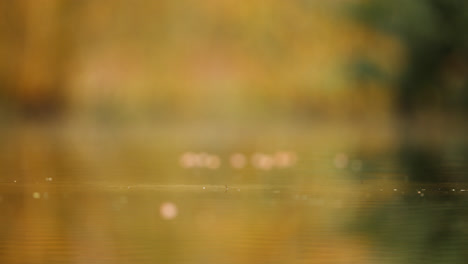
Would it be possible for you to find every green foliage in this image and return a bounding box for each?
[351,0,468,115]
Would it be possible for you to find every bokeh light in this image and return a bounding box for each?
[160,202,178,220]
[230,153,247,169]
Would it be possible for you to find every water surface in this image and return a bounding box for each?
[1,123,467,263]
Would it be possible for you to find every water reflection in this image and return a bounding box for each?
[1,123,468,263]
[352,190,468,264]
[1,182,467,264]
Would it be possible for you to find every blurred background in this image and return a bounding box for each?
[1,0,401,121]
[1,0,467,183]
[1,1,468,263]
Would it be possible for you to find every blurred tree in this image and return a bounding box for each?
[351,0,468,182]
[0,0,80,119]
[352,0,468,117]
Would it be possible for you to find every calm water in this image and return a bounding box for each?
[1,183,467,264]
[1,123,467,264]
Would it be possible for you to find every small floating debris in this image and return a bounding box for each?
[32,192,41,199]
[393,189,398,192]
[202,186,205,190]
[45,177,53,182]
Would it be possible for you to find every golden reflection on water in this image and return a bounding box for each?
[2,181,467,264]
[0,183,372,264]
[1,123,467,264]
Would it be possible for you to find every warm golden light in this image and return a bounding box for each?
[230,153,247,169]
[160,202,178,220]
